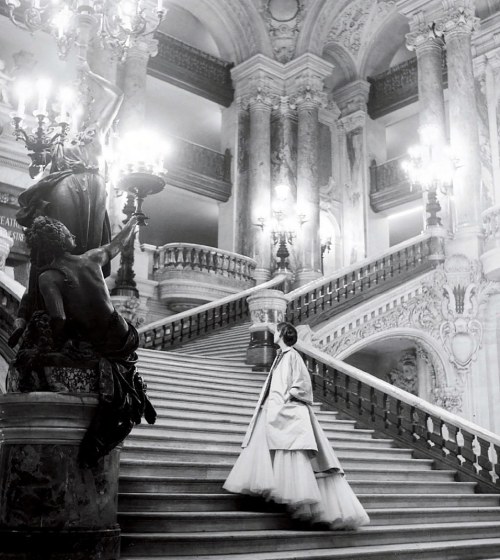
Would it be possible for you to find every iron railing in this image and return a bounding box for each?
[285,233,438,326]
[296,340,500,493]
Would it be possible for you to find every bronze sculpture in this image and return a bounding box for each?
[9,214,156,466]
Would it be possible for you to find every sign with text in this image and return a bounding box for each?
[0,182,28,257]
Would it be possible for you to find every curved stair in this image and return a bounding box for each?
[119,338,500,559]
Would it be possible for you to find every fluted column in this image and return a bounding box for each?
[247,93,273,282]
[437,2,481,239]
[294,91,323,284]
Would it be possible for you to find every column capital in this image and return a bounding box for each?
[239,87,277,112]
[435,1,480,38]
[339,109,366,133]
[406,18,445,52]
[334,79,370,116]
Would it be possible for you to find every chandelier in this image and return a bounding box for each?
[10,78,75,177]
[401,124,458,227]
[4,0,167,58]
[401,124,456,195]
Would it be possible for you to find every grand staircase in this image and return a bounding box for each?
[118,328,500,559]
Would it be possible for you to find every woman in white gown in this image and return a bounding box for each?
[223,322,369,529]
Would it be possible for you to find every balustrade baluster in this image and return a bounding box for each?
[383,394,389,430]
[494,445,500,486]
[356,380,363,417]
[477,437,494,481]
[460,430,477,473]
[396,400,404,436]
[332,368,339,403]
[341,375,349,409]
[312,289,318,315]
[370,387,376,423]
[442,423,460,467]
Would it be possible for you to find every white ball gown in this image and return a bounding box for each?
[223,346,370,529]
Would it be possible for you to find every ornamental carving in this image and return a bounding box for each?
[435,2,480,37]
[439,255,487,376]
[327,0,395,58]
[387,351,418,395]
[174,139,230,183]
[260,0,306,63]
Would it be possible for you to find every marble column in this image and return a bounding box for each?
[294,91,322,285]
[437,2,481,248]
[119,36,158,132]
[407,24,447,140]
[246,92,274,283]
[335,80,371,267]
[407,20,451,231]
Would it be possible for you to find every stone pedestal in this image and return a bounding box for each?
[0,393,120,559]
[246,289,287,370]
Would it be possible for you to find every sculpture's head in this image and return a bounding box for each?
[26,216,76,261]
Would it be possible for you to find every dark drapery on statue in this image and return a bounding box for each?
[16,132,112,276]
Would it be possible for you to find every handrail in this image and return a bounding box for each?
[294,338,500,492]
[285,233,437,325]
[138,274,287,349]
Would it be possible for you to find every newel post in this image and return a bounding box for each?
[246,289,287,370]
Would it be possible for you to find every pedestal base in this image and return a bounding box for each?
[0,393,121,560]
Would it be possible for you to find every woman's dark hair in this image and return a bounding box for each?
[277,322,298,347]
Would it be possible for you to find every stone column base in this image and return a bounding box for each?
[0,393,121,560]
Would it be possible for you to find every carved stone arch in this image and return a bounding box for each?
[295,0,352,57]
[359,11,410,79]
[163,0,273,62]
[335,327,453,390]
[322,42,358,91]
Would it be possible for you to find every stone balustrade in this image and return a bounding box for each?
[369,156,420,212]
[480,205,500,280]
[153,243,257,313]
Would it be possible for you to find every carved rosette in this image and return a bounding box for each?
[247,289,287,330]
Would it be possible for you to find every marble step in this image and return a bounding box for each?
[128,420,390,442]
[118,537,500,560]
[119,507,500,533]
[145,378,262,397]
[118,492,500,513]
[122,438,416,461]
[118,459,453,481]
[141,368,264,388]
[119,476,478,496]
[120,522,500,556]
[129,422,394,448]
[147,393,324,413]
[139,357,260,377]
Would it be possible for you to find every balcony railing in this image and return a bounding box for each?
[154,243,256,284]
[368,56,447,119]
[370,156,421,212]
[285,233,439,326]
[297,340,500,493]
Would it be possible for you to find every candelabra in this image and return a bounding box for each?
[4,0,167,59]
[401,124,457,228]
[109,129,168,296]
[10,80,74,178]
